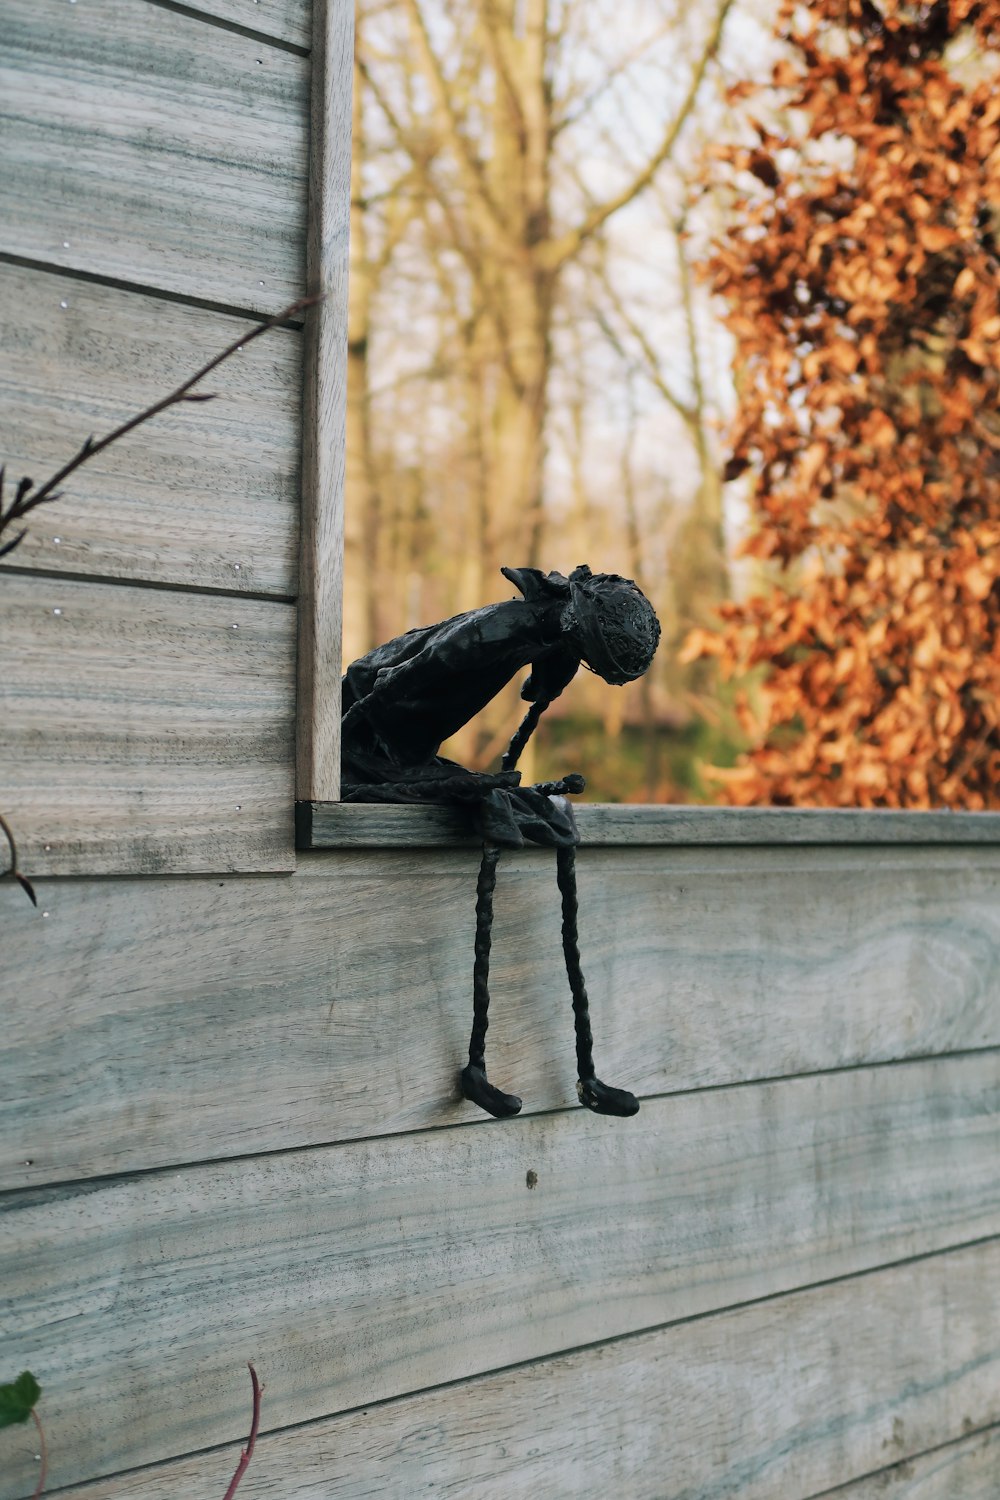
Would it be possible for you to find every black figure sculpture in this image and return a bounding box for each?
[341,564,661,1121]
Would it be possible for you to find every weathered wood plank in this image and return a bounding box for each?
[0,265,300,594]
[296,0,353,801]
[4,845,1000,1186]
[0,0,307,313]
[820,1427,1000,1498]
[2,1063,999,1496]
[45,1245,1000,1500]
[182,0,312,49]
[306,800,1000,847]
[0,574,295,874]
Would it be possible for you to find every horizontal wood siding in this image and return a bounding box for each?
[0,0,318,875]
[0,264,301,594]
[3,845,999,1186]
[1,0,308,313]
[46,1243,1000,1500]
[2,1054,999,1494]
[188,0,312,48]
[0,574,296,872]
[831,1427,1000,1498]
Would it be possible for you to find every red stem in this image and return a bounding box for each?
[31,1408,47,1500]
[221,1363,263,1500]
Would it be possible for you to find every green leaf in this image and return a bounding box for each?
[0,1372,41,1428]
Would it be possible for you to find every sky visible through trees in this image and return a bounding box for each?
[346,0,1000,807]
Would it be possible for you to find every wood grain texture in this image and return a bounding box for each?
[0,265,301,594]
[179,0,312,49]
[0,0,307,312]
[2,1065,1000,1497]
[306,800,1000,846]
[296,0,353,800]
[0,574,295,874]
[46,1243,1000,1500]
[821,1427,1000,1498]
[4,845,1000,1186]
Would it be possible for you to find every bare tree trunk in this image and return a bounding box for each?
[669,220,727,698]
[479,0,553,567]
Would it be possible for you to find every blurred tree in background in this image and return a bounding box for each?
[346,0,747,799]
[687,0,1000,807]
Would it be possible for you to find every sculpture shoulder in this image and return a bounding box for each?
[343,598,549,689]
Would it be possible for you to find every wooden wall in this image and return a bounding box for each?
[3,4,1000,1500]
[4,842,1000,1497]
[0,0,311,875]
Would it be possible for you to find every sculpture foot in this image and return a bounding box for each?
[461,1064,522,1119]
[577,1076,640,1117]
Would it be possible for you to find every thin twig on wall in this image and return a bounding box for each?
[1,291,323,903]
[0,813,36,907]
[0,292,321,558]
[30,1408,47,1500]
[221,1364,264,1500]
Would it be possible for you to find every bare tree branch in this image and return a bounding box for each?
[1,814,37,907]
[673,213,712,448]
[360,56,528,399]
[539,0,735,271]
[598,288,699,430]
[30,1408,47,1500]
[397,0,516,254]
[552,14,680,138]
[477,0,522,125]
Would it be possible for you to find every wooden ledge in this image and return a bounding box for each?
[297,801,1000,850]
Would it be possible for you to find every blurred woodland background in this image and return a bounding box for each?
[344,0,1000,807]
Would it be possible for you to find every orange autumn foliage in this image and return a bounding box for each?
[691,0,1000,807]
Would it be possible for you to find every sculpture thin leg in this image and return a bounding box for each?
[460,843,523,1118]
[556,844,639,1117]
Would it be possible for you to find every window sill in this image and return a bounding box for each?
[296,802,1000,850]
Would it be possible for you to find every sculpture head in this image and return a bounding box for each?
[565,565,661,685]
[500,563,661,686]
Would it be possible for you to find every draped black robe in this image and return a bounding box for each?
[340,567,584,848]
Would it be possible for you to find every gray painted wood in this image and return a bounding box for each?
[4,845,1000,1186]
[0,0,307,313]
[184,0,312,49]
[0,264,300,595]
[0,574,296,874]
[306,800,1000,846]
[47,1243,1000,1500]
[296,0,353,801]
[822,1427,1000,1498]
[2,1079,999,1498]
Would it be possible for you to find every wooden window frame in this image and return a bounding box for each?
[297,0,354,814]
[293,2,1000,855]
